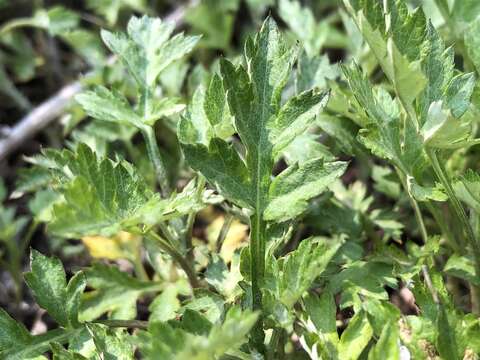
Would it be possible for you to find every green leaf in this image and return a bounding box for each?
[1,327,72,360]
[436,304,460,360]
[343,63,424,175]
[101,16,200,88]
[0,6,79,36]
[185,0,238,50]
[200,306,258,358]
[24,250,86,328]
[48,144,203,238]
[278,0,326,56]
[61,29,106,67]
[367,320,399,360]
[87,324,135,360]
[0,178,6,202]
[418,21,455,124]
[178,75,234,146]
[264,159,347,222]
[28,189,60,223]
[304,291,337,336]
[179,19,344,347]
[444,254,480,286]
[451,0,480,32]
[296,53,339,93]
[179,310,212,336]
[181,139,252,208]
[181,18,340,225]
[49,144,158,237]
[184,290,225,323]
[465,17,480,74]
[51,343,88,360]
[77,86,184,129]
[417,21,476,148]
[80,263,160,321]
[86,0,146,25]
[138,306,257,359]
[205,255,242,301]
[344,0,427,108]
[275,237,343,308]
[303,290,339,353]
[328,261,397,307]
[204,74,233,133]
[454,169,480,212]
[0,308,32,351]
[407,176,448,202]
[281,133,335,165]
[362,299,400,337]
[149,285,180,322]
[420,100,474,149]
[338,310,373,360]
[178,86,212,145]
[75,86,143,128]
[270,89,330,156]
[137,322,187,359]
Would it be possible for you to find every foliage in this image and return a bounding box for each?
[2,0,480,359]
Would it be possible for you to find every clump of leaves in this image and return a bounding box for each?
[3,1,480,359]
[179,17,347,347]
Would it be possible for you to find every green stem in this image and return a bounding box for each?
[140,125,171,198]
[250,212,266,350]
[132,252,149,281]
[216,213,234,253]
[434,0,451,27]
[422,265,440,304]
[395,169,446,308]
[158,221,179,246]
[146,231,200,288]
[20,219,38,255]
[266,328,282,360]
[395,168,429,244]
[92,319,148,329]
[410,193,429,244]
[427,149,480,308]
[184,176,206,263]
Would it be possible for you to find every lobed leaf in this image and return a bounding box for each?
[24,250,86,328]
[264,159,347,222]
[101,16,200,88]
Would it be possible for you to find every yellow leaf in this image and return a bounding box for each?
[82,231,141,260]
[206,216,248,263]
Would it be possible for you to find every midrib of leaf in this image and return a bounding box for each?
[248,24,276,348]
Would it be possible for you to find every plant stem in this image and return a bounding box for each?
[132,252,149,281]
[92,319,148,329]
[421,265,440,304]
[250,212,266,350]
[267,328,282,360]
[427,149,480,310]
[20,219,38,254]
[216,213,234,253]
[140,125,171,198]
[395,168,429,244]
[427,150,480,269]
[158,221,179,246]
[146,230,200,288]
[184,175,206,263]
